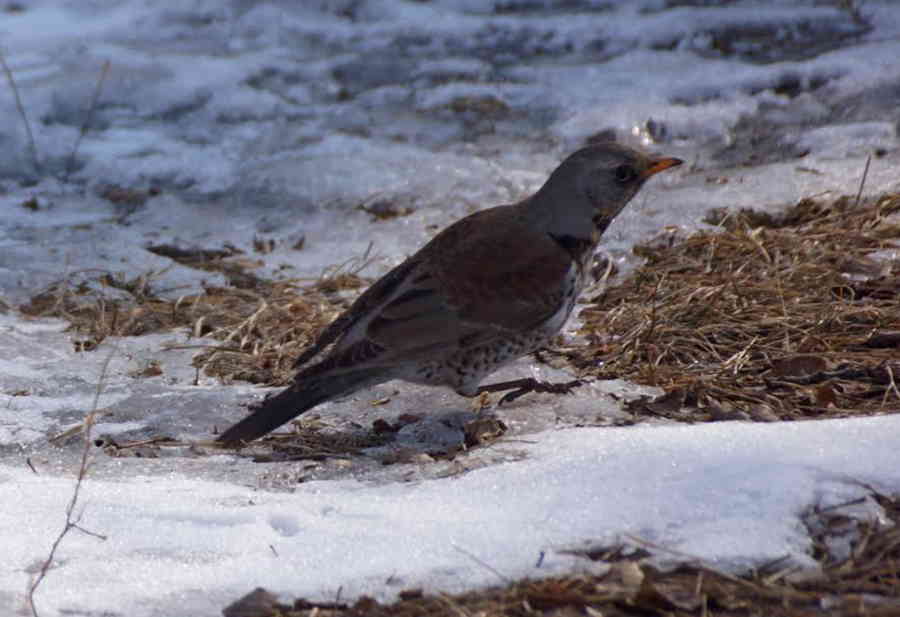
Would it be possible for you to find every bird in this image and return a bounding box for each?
[217,142,682,445]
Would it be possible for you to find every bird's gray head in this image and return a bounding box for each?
[528,142,682,242]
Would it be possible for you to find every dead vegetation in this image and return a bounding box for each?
[19,245,369,385]
[222,491,900,617]
[569,192,900,423]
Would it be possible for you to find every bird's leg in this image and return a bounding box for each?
[475,378,583,405]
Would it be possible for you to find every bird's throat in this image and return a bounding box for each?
[548,232,595,263]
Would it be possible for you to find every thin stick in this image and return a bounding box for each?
[452,544,510,584]
[438,593,473,617]
[64,60,110,182]
[854,155,872,208]
[882,363,900,409]
[623,533,805,597]
[0,49,40,173]
[27,348,115,617]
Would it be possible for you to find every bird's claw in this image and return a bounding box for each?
[479,378,584,406]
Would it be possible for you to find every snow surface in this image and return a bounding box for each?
[1,1,900,615]
[5,417,900,616]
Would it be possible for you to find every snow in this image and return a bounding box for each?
[6,416,900,616]
[1,0,900,615]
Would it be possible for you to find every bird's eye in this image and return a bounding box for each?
[613,164,638,183]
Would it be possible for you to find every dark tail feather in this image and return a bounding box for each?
[217,369,386,446]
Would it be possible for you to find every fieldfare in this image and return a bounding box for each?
[218,143,681,445]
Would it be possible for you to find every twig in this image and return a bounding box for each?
[623,533,807,598]
[319,241,376,281]
[882,362,900,409]
[438,593,473,617]
[453,544,510,584]
[48,409,112,445]
[27,348,115,617]
[854,155,872,208]
[0,49,40,173]
[64,60,110,182]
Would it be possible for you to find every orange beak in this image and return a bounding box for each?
[642,157,683,179]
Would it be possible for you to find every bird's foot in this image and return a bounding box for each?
[476,377,583,406]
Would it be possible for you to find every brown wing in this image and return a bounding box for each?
[366,205,572,355]
[431,206,573,330]
[295,205,573,373]
[292,257,417,369]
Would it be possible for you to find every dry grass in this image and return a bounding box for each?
[19,245,368,385]
[568,192,900,423]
